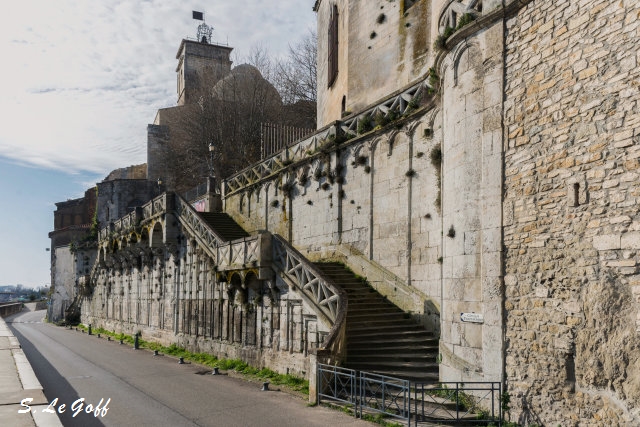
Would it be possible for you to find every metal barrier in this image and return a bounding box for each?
[317,364,358,410]
[360,371,410,423]
[317,363,502,426]
[412,382,502,426]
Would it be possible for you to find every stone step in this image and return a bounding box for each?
[198,212,250,241]
[366,370,440,382]
[347,304,408,316]
[347,340,439,357]
[344,325,433,341]
[347,338,439,350]
[347,323,424,333]
[347,299,393,306]
[347,360,439,372]
[314,261,439,384]
[347,353,437,363]
[346,311,409,321]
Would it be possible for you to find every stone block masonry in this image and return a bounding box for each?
[504,0,640,424]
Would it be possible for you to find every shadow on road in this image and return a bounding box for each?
[8,311,105,427]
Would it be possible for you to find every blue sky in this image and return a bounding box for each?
[0,1,316,287]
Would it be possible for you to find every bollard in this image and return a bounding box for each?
[107,336,111,341]
[97,333,101,338]
[134,334,139,350]
[119,339,124,345]
[154,350,159,356]
[178,357,185,364]
[212,367,220,375]
[261,382,270,391]
[88,324,92,335]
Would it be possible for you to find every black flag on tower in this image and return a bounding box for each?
[192,11,204,20]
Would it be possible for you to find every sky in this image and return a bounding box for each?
[0,0,316,288]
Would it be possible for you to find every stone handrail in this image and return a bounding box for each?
[223,79,432,196]
[174,195,226,262]
[272,234,347,362]
[142,193,167,220]
[174,194,265,272]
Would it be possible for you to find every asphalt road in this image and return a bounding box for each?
[7,306,373,427]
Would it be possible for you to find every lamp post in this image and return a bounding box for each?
[208,142,215,180]
[208,142,218,195]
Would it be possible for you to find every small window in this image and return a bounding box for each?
[572,183,580,207]
[328,5,339,87]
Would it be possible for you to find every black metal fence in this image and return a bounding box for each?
[317,363,502,426]
[182,182,208,203]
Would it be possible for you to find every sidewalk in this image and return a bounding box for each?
[0,305,62,427]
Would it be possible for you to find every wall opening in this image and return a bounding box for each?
[328,4,339,87]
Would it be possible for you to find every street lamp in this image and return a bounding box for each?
[208,142,215,179]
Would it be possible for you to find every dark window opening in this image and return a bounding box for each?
[404,0,418,12]
[573,183,580,207]
[328,5,339,87]
[341,95,346,114]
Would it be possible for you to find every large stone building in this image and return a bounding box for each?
[53,1,640,425]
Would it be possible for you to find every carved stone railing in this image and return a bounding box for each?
[142,193,167,220]
[272,234,347,362]
[175,195,226,262]
[223,79,433,196]
[111,208,141,236]
[438,0,484,33]
[175,194,268,273]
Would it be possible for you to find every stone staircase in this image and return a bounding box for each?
[313,262,439,382]
[198,212,250,241]
[191,210,439,383]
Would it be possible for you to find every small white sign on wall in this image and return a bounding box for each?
[460,312,484,324]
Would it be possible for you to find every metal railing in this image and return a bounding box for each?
[318,363,502,426]
[317,364,357,408]
[360,372,411,423]
[182,182,208,203]
[412,382,502,426]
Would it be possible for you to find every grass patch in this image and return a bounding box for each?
[77,325,309,394]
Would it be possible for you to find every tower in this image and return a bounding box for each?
[176,18,233,106]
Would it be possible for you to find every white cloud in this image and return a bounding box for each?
[0,0,316,176]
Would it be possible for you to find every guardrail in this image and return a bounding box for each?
[317,363,503,426]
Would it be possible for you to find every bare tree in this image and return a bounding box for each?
[156,33,317,194]
[159,64,282,193]
[275,30,317,106]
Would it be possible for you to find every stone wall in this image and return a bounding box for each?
[223,111,443,330]
[315,0,436,127]
[82,221,329,380]
[96,179,157,225]
[437,19,505,384]
[503,0,640,424]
